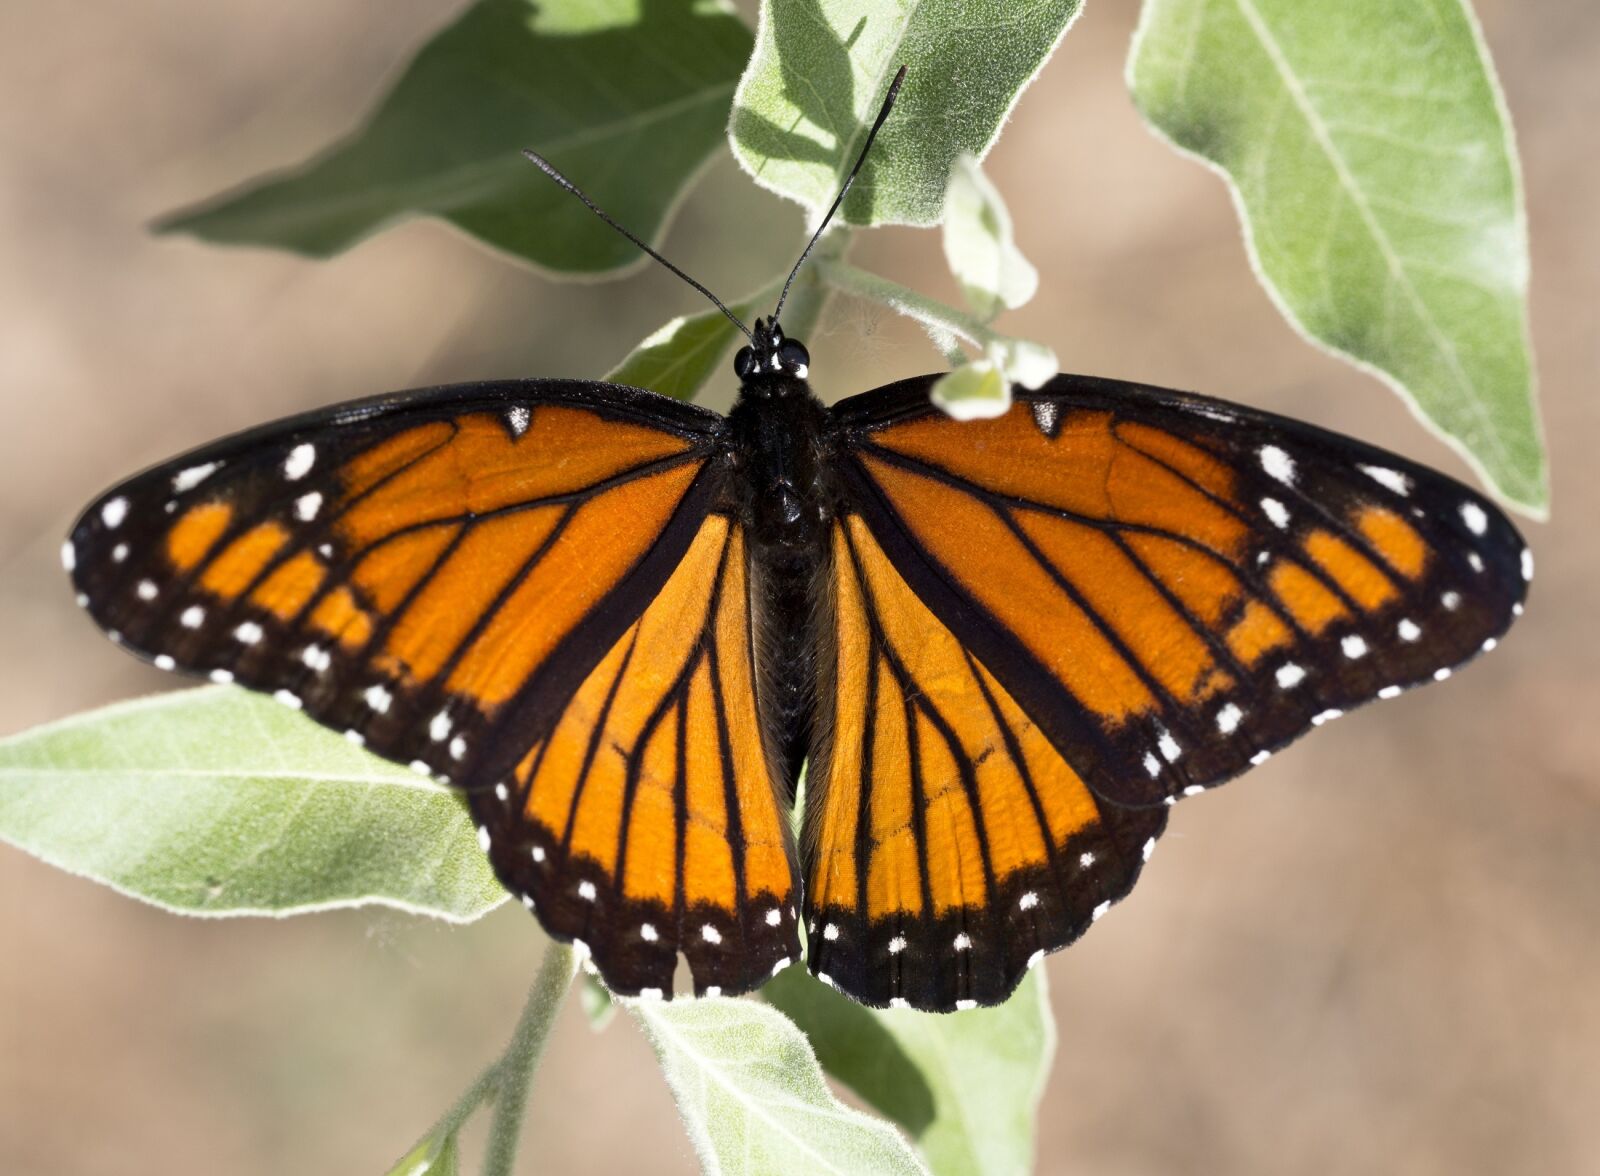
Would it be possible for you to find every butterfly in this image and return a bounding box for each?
[63,71,1529,1012]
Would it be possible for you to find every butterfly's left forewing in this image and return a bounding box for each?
[806,372,1529,1009]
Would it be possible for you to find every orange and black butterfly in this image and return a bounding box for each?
[64,75,1529,1012]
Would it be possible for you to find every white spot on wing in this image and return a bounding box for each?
[955,999,977,1011]
[1341,635,1368,660]
[1378,685,1403,700]
[112,543,128,563]
[771,958,793,977]
[823,923,839,941]
[234,621,263,645]
[702,924,722,944]
[532,846,546,863]
[1311,708,1343,726]
[429,711,452,741]
[1397,618,1421,642]
[1276,662,1306,689]
[1031,400,1059,435]
[577,880,597,901]
[210,669,234,685]
[301,644,330,672]
[343,729,364,746]
[506,406,531,437]
[1250,750,1272,766]
[1019,891,1039,909]
[1481,637,1498,653]
[408,760,431,776]
[1359,465,1410,496]
[476,826,491,852]
[273,689,302,711]
[364,684,392,713]
[704,986,722,999]
[60,540,75,572]
[1259,445,1296,485]
[1215,702,1243,733]
[953,933,971,951]
[1027,949,1045,969]
[1078,851,1095,869]
[180,605,205,629]
[640,923,658,942]
[1183,784,1204,797]
[101,497,128,529]
[1143,752,1161,778]
[1157,728,1182,762]
[1441,591,1461,611]
[1091,900,1111,922]
[638,987,663,1001]
[889,997,909,1009]
[494,782,508,803]
[766,907,781,927]
[1460,501,1488,535]
[1142,837,1156,862]
[294,491,323,522]
[153,655,175,671]
[1467,552,1485,573]
[283,444,316,481]
[1521,548,1534,581]
[1261,497,1290,529]
[137,580,158,601]
[172,462,219,493]
[449,735,467,760]
[1434,667,1453,682]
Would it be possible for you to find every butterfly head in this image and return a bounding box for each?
[734,317,810,387]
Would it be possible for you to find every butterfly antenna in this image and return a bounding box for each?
[771,65,908,325]
[521,148,755,343]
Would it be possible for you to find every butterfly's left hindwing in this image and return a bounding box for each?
[474,515,801,997]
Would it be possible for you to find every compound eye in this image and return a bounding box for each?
[777,339,810,375]
[733,345,758,379]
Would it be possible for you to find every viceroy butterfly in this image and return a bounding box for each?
[63,69,1529,1012]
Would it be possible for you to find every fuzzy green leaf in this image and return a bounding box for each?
[1129,0,1545,514]
[930,355,1010,421]
[386,1130,460,1176]
[730,0,1081,226]
[605,297,761,401]
[942,154,1039,320]
[630,995,929,1175]
[0,687,506,921]
[580,972,618,1032]
[158,0,752,274]
[765,966,1054,1176]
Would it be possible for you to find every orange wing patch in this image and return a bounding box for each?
[474,517,800,999]
[846,385,1527,815]
[71,394,717,797]
[805,515,1166,1010]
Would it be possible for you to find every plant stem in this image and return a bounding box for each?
[481,941,579,1176]
[814,257,999,356]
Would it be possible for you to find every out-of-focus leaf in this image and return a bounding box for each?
[942,154,1039,320]
[1129,0,1545,514]
[630,995,929,1175]
[930,355,1010,421]
[0,687,506,921]
[159,0,752,275]
[731,0,1082,226]
[604,297,761,401]
[580,972,617,1032]
[387,1129,460,1176]
[765,966,1054,1176]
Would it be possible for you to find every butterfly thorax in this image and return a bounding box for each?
[725,322,833,793]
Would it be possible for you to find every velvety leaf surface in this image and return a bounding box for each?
[1129,0,1545,513]
[160,0,752,274]
[730,0,1081,226]
[0,687,506,921]
[631,994,930,1175]
[765,965,1055,1176]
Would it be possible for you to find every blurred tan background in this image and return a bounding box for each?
[2,1,1596,1172]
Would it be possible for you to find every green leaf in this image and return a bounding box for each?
[1129,0,1545,514]
[930,354,1010,421]
[630,995,930,1175]
[941,154,1039,320]
[730,0,1082,226]
[580,971,618,1032]
[605,297,761,401]
[0,687,506,922]
[158,0,753,274]
[387,1130,460,1176]
[765,967,1054,1176]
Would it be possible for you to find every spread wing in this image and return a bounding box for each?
[67,379,801,994]
[805,372,1529,1010]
